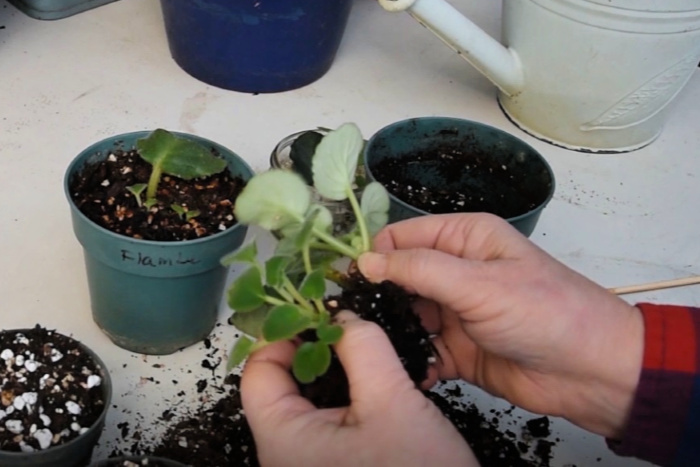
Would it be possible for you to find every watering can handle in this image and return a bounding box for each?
[378,0,524,96]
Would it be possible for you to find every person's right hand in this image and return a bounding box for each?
[357,213,644,440]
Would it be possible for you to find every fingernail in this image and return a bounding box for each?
[357,252,387,282]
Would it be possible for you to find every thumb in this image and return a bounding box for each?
[358,249,488,303]
[241,340,316,429]
[334,311,415,406]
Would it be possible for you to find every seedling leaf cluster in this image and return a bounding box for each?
[128,129,227,211]
[223,123,390,383]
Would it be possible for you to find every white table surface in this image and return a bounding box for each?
[1,0,698,465]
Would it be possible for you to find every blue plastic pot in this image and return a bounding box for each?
[65,131,254,355]
[159,0,354,93]
[364,117,555,237]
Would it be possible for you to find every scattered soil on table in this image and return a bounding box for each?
[112,273,558,466]
[369,144,551,219]
[0,325,107,453]
[95,457,182,467]
[68,148,246,241]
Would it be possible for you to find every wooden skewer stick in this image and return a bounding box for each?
[609,275,700,295]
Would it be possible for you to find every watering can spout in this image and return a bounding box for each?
[378,0,525,97]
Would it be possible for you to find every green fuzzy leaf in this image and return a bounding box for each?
[274,236,301,256]
[298,269,326,300]
[360,181,390,236]
[221,242,258,266]
[312,123,364,201]
[317,323,343,345]
[227,336,255,371]
[289,131,324,185]
[296,208,320,247]
[262,304,312,342]
[227,267,266,312]
[292,342,332,383]
[230,305,270,338]
[136,129,227,180]
[276,205,333,240]
[265,256,291,288]
[235,170,311,230]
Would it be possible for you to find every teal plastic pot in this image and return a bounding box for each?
[7,0,119,20]
[65,131,254,355]
[0,329,112,466]
[364,117,555,237]
[90,456,186,466]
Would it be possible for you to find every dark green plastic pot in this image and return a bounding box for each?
[363,117,555,237]
[64,131,254,355]
[90,455,187,466]
[0,329,112,466]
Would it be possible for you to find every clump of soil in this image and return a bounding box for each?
[0,326,107,453]
[298,273,433,408]
[68,148,246,241]
[369,145,551,219]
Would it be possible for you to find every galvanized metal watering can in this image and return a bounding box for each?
[378,0,700,153]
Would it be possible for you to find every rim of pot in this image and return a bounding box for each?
[363,117,556,222]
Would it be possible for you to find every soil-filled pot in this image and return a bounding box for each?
[159,0,354,93]
[90,455,187,466]
[65,131,254,355]
[364,117,555,237]
[0,326,112,467]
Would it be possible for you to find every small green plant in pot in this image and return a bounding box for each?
[224,123,390,382]
[65,129,254,355]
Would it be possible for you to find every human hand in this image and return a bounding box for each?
[357,213,644,440]
[241,311,478,467]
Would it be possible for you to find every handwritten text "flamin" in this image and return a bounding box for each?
[120,250,200,267]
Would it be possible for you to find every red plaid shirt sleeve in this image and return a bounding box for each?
[607,303,700,466]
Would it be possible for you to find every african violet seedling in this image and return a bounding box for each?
[223,123,390,383]
[131,128,227,204]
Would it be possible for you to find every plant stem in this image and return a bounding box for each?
[346,186,370,252]
[273,288,296,305]
[264,296,287,307]
[282,276,314,312]
[146,163,163,201]
[302,246,312,275]
[312,227,359,259]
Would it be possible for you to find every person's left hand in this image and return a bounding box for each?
[241,311,479,467]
